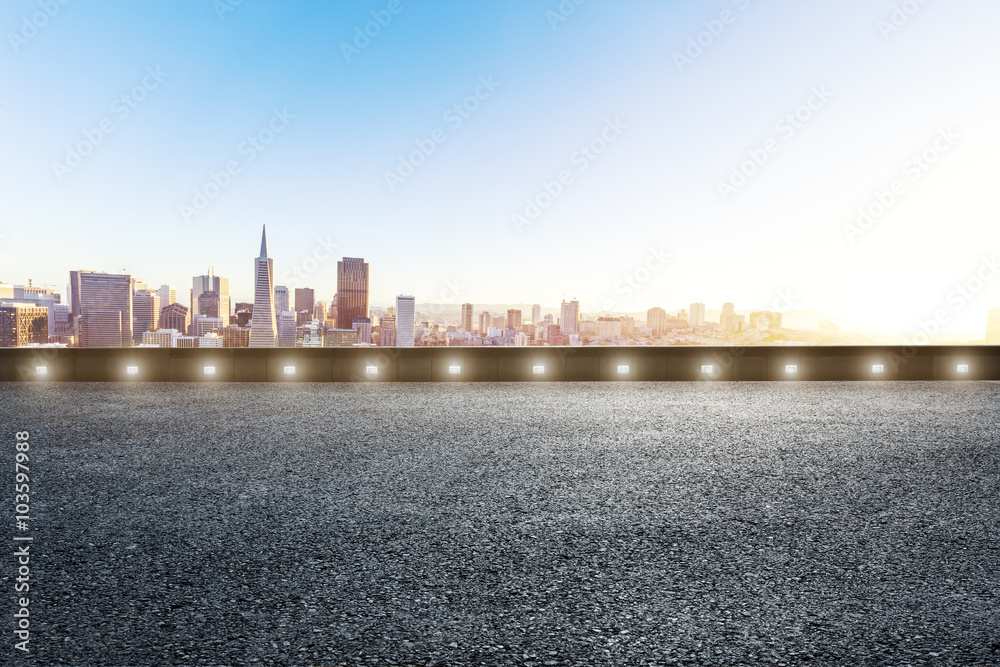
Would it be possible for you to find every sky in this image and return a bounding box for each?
[2,0,999,336]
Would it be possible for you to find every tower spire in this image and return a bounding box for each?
[260,225,268,258]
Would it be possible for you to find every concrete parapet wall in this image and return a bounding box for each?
[1,346,998,382]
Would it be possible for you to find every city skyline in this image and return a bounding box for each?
[2,224,999,342]
[2,2,999,336]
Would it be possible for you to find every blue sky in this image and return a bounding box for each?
[2,0,999,334]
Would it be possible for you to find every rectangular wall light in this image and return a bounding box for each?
[957,364,969,374]
[35,366,48,375]
[204,366,216,375]
[785,364,798,374]
[701,365,714,374]
[872,364,885,374]
[126,366,139,375]
[365,365,379,376]
[283,366,296,375]
[532,365,545,375]
[448,365,461,375]
[617,365,630,374]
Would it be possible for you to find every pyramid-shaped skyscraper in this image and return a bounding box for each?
[248,225,278,347]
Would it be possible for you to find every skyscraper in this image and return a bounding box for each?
[197,291,220,318]
[156,284,176,308]
[647,307,667,336]
[191,271,230,320]
[273,285,289,316]
[395,295,415,347]
[461,303,474,332]
[0,304,48,347]
[132,289,161,343]
[478,311,491,334]
[249,226,278,347]
[352,317,372,345]
[689,302,706,328]
[69,271,133,347]
[721,302,737,333]
[380,315,396,346]
[506,309,522,330]
[532,304,541,325]
[278,311,297,347]
[295,287,315,325]
[560,299,580,334]
[158,303,190,333]
[337,257,369,328]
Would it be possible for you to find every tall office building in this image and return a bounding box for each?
[158,303,190,333]
[506,309,522,330]
[132,289,161,343]
[221,326,250,348]
[249,226,278,347]
[689,302,706,328]
[0,304,49,347]
[987,307,1000,344]
[395,295,415,347]
[234,303,253,327]
[532,304,541,325]
[720,302,737,333]
[69,271,133,347]
[352,317,372,345]
[461,303,474,332]
[278,311,297,347]
[313,301,327,324]
[560,299,580,334]
[295,287,315,325]
[273,285,289,316]
[156,285,176,308]
[191,271,230,320]
[336,258,369,328]
[380,315,396,346]
[647,307,667,336]
[478,311,491,334]
[197,291,220,318]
